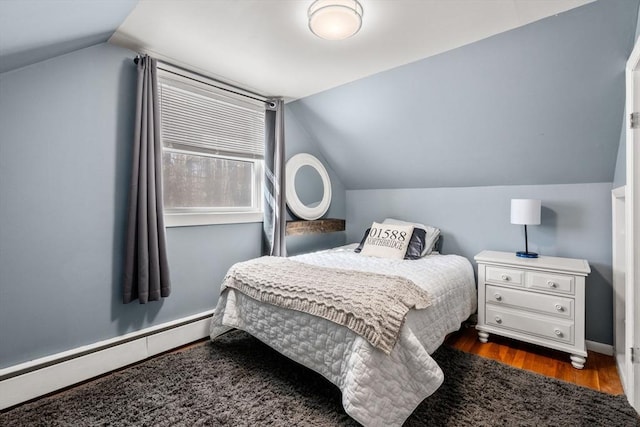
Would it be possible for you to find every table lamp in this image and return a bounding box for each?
[511,199,541,258]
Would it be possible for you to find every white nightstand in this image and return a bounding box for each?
[474,250,591,369]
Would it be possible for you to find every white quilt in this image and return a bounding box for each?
[210,245,477,426]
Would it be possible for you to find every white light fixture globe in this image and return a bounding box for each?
[308,0,363,41]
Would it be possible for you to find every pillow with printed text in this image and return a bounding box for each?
[355,227,427,259]
[359,222,414,259]
[383,218,441,256]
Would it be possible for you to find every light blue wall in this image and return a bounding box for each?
[612,1,640,188]
[0,43,262,368]
[346,183,614,344]
[0,0,629,368]
[289,0,638,191]
[284,106,346,256]
[285,0,639,347]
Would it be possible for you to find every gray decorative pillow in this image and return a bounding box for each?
[383,218,441,256]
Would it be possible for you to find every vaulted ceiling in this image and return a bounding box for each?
[0,0,137,73]
[2,0,594,100]
[1,0,636,190]
[111,0,595,100]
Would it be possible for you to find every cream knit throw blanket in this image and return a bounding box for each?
[221,256,432,354]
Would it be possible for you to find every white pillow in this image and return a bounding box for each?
[360,222,414,260]
[383,218,440,256]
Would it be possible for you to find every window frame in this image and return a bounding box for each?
[157,65,266,227]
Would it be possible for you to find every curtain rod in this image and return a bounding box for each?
[133,55,274,106]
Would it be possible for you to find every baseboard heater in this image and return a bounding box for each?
[0,310,214,410]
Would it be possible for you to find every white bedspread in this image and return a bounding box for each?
[210,245,477,426]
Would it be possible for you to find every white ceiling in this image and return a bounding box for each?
[110,0,595,100]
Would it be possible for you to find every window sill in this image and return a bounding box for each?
[164,212,263,227]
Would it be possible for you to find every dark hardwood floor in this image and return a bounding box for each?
[445,325,624,395]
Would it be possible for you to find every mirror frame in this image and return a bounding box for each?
[285,153,332,220]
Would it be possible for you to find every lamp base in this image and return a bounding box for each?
[516,251,538,258]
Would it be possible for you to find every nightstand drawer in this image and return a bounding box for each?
[486,266,523,286]
[486,285,573,319]
[485,307,574,345]
[526,271,574,295]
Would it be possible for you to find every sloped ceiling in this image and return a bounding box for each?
[0,0,137,73]
[287,0,640,190]
[1,0,595,99]
[109,0,595,100]
[1,0,635,191]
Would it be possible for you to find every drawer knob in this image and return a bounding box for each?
[555,304,564,312]
[501,274,510,281]
[547,280,558,288]
[554,328,563,337]
[495,316,502,324]
[494,293,502,301]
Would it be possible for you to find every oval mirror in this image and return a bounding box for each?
[295,165,324,207]
[286,153,332,220]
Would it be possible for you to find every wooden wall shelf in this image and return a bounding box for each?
[286,218,345,236]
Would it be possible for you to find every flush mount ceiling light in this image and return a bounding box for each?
[308,0,363,41]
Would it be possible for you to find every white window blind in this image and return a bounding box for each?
[157,66,266,227]
[158,72,265,159]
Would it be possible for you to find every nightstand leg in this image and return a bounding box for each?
[478,331,489,343]
[570,354,586,369]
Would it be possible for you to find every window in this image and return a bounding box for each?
[157,66,265,226]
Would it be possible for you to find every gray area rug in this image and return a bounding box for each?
[1,330,638,426]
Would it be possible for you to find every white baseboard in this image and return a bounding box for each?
[0,310,214,410]
[0,317,615,411]
[586,340,614,356]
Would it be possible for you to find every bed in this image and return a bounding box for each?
[210,237,477,426]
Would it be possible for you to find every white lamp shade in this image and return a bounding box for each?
[511,199,541,225]
[308,0,363,40]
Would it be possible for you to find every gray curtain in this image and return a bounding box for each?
[263,99,287,256]
[123,55,171,304]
